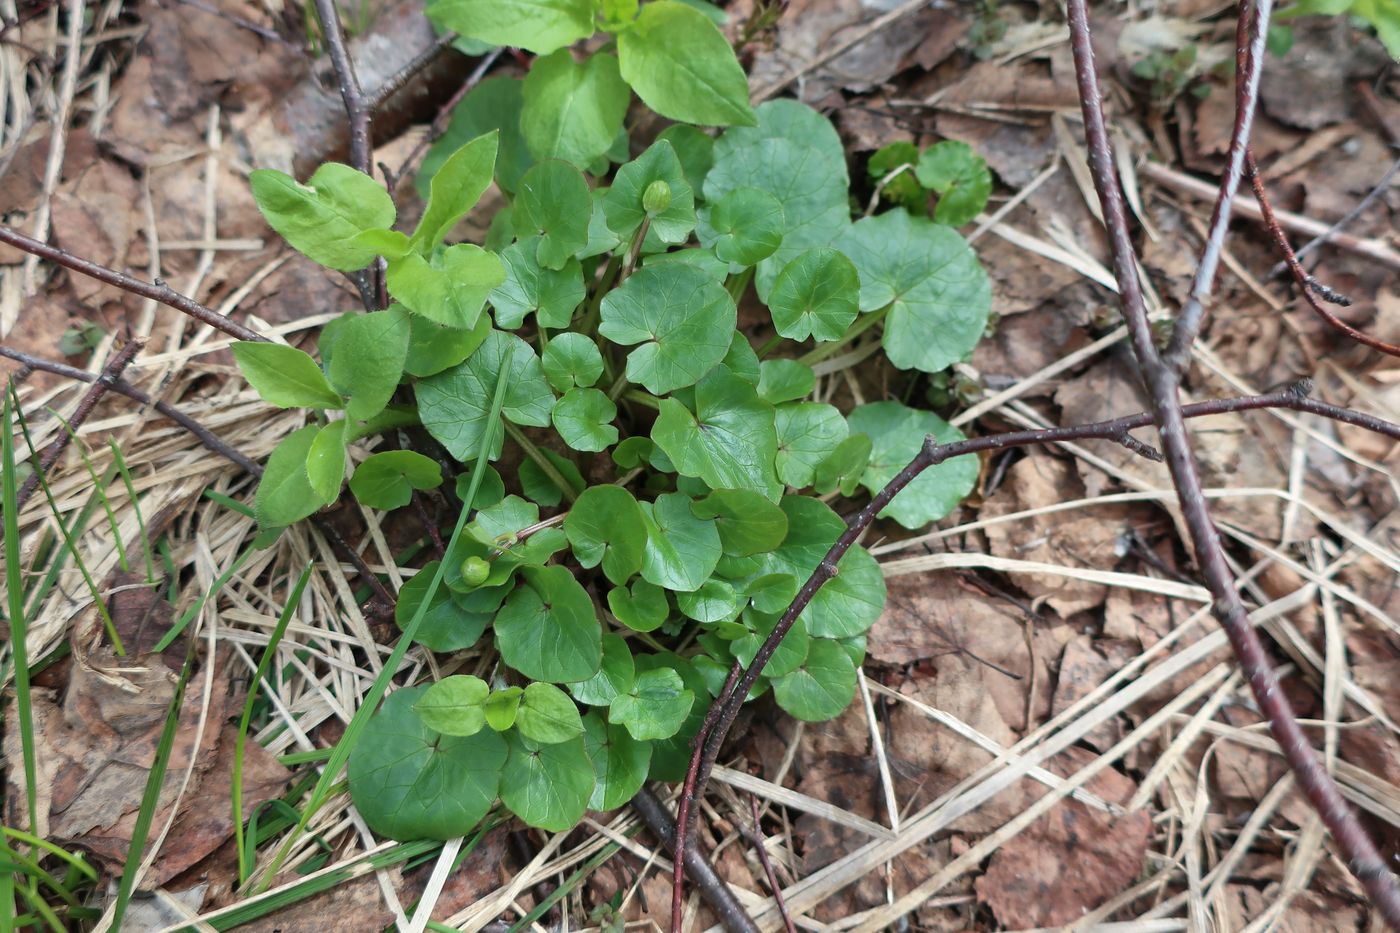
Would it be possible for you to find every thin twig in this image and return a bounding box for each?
[365,31,458,112]
[669,385,1400,926]
[390,47,504,192]
[746,795,797,933]
[1062,0,1400,926]
[0,226,265,343]
[1,345,261,474]
[631,786,760,933]
[1270,153,1400,275]
[1245,152,1400,358]
[15,337,146,510]
[0,346,396,611]
[311,0,382,310]
[1163,0,1272,371]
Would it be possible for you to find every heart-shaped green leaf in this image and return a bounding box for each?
[651,366,780,498]
[599,264,736,395]
[494,565,601,683]
[350,451,443,510]
[500,732,595,831]
[582,712,651,811]
[846,400,978,528]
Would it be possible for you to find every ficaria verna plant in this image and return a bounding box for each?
[233,2,994,841]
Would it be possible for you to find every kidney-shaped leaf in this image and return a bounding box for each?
[350,451,443,511]
[348,685,507,840]
[582,712,651,811]
[651,366,780,498]
[564,485,648,585]
[598,263,735,395]
[834,210,990,373]
[494,565,601,683]
[500,732,595,831]
[846,400,978,528]
[609,667,694,741]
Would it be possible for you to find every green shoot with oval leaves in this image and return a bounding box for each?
[235,21,993,840]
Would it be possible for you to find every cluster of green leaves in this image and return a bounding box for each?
[235,18,992,842]
[1277,0,1399,59]
[866,139,993,226]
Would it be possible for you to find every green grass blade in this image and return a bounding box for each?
[0,828,96,882]
[2,387,39,833]
[235,565,313,885]
[153,545,254,653]
[256,364,514,892]
[109,636,197,931]
[109,439,157,582]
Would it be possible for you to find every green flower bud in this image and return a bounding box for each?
[642,180,672,214]
[460,556,491,588]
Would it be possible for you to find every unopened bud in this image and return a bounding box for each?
[460,556,491,588]
[642,180,672,214]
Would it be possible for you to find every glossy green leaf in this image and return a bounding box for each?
[690,488,788,556]
[756,359,814,405]
[348,686,506,840]
[541,332,605,391]
[811,432,872,497]
[417,76,532,196]
[403,311,491,378]
[760,496,884,639]
[425,0,596,54]
[675,577,740,623]
[656,124,715,194]
[305,419,347,504]
[396,561,490,652]
[323,307,411,419]
[651,366,780,498]
[607,578,670,632]
[522,51,630,168]
[414,675,490,737]
[519,449,585,507]
[914,140,992,226]
[553,388,619,452]
[417,330,555,461]
[515,682,585,744]
[569,633,635,707]
[564,485,647,585]
[484,687,523,731]
[774,401,847,488]
[867,140,926,214]
[349,228,410,258]
[846,400,978,528]
[722,331,761,385]
[454,464,506,511]
[603,140,695,243]
[616,1,755,126]
[255,425,322,528]
[232,342,342,410]
[709,101,849,292]
[412,130,499,250]
[386,244,504,330]
[501,732,595,831]
[766,248,860,342]
[696,187,784,266]
[733,612,808,679]
[350,451,443,510]
[579,187,624,259]
[582,713,651,811]
[609,667,694,741]
[490,237,585,329]
[249,163,395,271]
[834,210,990,373]
[515,160,592,270]
[639,492,722,592]
[494,565,601,683]
[598,263,735,395]
[772,638,856,722]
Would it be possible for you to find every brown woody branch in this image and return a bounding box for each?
[0,226,265,343]
[15,337,145,510]
[1063,0,1400,926]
